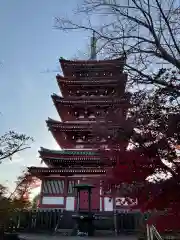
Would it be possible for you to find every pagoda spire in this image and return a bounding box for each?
[90,31,97,60]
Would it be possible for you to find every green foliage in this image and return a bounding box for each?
[0,169,38,227]
[0,128,34,231]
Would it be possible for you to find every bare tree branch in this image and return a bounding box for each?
[0,131,33,162]
[55,0,180,94]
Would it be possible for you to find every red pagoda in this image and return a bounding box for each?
[29,39,132,211]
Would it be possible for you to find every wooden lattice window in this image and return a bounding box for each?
[67,180,76,196]
[42,179,65,194]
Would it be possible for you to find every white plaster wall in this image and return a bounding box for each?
[42,196,64,205]
[104,197,113,211]
[100,186,102,211]
[66,197,75,211]
[100,197,102,211]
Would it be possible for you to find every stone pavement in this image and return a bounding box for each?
[19,233,138,240]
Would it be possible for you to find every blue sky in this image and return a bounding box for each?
[0,0,90,191]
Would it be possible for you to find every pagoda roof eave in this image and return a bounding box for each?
[56,73,127,85]
[46,118,130,131]
[39,147,100,156]
[56,74,75,81]
[28,166,106,176]
[39,148,111,166]
[41,158,107,167]
[42,157,102,162]
[59,57,126,76]
[51,93,131,106]
[59,56,126,66]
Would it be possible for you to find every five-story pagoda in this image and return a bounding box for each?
[29,36,131,211]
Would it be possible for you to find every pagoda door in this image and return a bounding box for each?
[79,189,89,211]
[79,179,100,212]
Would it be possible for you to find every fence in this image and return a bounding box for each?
[7,209,143,236]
